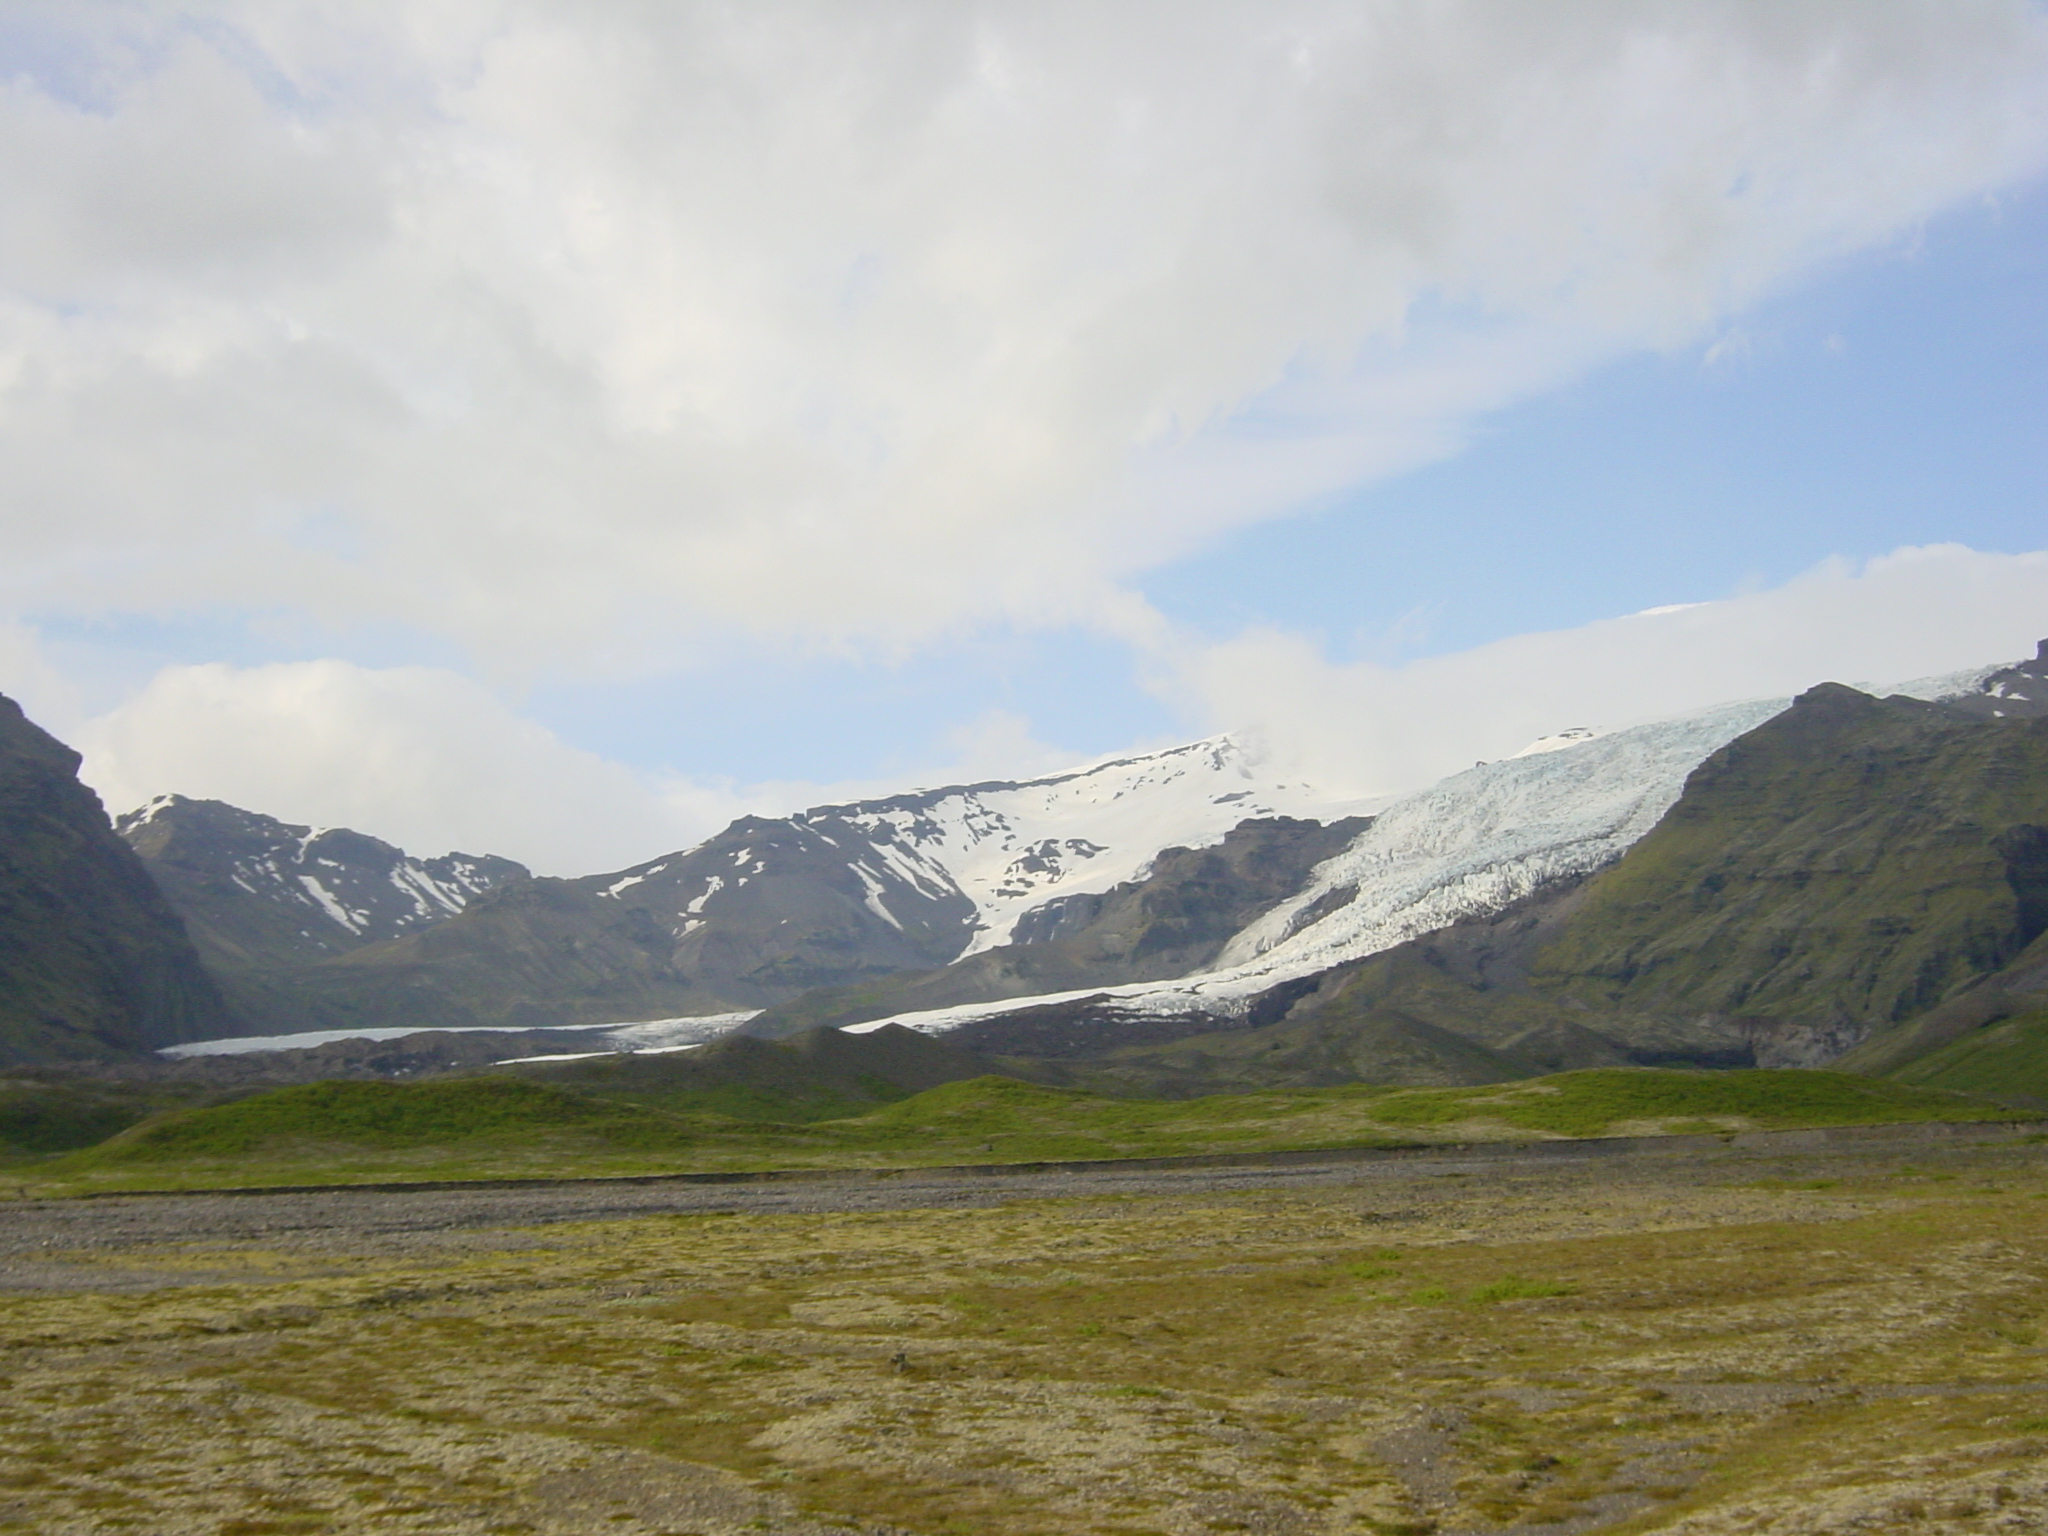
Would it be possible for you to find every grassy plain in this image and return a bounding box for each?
[1,1133,2045,1533]
[8,1068,2010,1197]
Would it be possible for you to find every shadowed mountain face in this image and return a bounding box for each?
[108,797,991,1039]
[566,813,984,996]
[253,813,991,1036]
[0,698,231,1063]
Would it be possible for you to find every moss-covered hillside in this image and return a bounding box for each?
[1529,683,2048,1040]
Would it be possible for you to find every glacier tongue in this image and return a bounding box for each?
[845,695,1790,1037]
[1201,696,1788,989]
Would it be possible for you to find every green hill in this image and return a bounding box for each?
[1879,1003,2048,1105]
[78,1077,702,1165]
[502,1022,1002,1121]
[30,1066,2015,1195]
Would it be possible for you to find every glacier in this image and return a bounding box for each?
[845,695,1790,1039]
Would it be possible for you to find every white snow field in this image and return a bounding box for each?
[800,736,1377,953]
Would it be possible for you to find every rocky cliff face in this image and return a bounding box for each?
[0,698,231,1063]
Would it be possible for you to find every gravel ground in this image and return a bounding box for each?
[2,1118,2033,1280]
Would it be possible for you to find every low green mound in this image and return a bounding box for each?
[28,1065,2019,1195]
[0,1084,154,1154]
[1887,1006,2048,1107]
[1364,1068,2008,1138]
[95,1077,699,1159]
[848,1075,1399,1161]
[861,1075,1094,1133]
[504,1023,982,1124]
[0,1075,222,1156]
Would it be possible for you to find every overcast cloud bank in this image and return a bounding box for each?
[2,4,2045,869]
[47,544,2045,873]
[2,2,2044,667]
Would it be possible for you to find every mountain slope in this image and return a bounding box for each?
[1000,681,2048,1092]
[826,695,1791,1046]
[149,737,1361,1040]
[743,815,1370,1036]
[0,697,231,1063]
[117,795,528,970]
[788,737,1356,953]
[1523,683,2048,1042]
[117,649,2046,1059]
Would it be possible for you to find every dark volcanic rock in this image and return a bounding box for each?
[0,697,232,1063]
[1940,638,2048,721]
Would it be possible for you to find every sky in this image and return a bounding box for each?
[0,1,2045,873]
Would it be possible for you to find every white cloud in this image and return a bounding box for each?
[47,544,2046,880]
[0,2,2042,669]
[57,659,1109,874]
[0,620,83,737]
[1172,544,2048,800]
[70,660,697,874]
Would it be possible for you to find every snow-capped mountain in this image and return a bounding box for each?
[805,736,1364,951]
[582,735,1368,963]
[118,795,530,967]
[110,737,1368,1042]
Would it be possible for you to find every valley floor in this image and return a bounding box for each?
[1,1128,2046,1534]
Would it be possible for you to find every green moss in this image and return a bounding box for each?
[82,1077,700,1159]
[1888,1006,2048,1104]
[1467,1276,1574,1303]
[1362,1068,2005,1138]
[31,1065,2013,1194]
